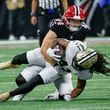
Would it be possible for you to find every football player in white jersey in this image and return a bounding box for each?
[0,39,87,101]
[0,38,109,102]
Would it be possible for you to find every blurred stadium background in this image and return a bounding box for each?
[0,0,108,40]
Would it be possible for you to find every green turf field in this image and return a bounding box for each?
[0,41,110,110]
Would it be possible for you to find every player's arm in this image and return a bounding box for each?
[31,0,39,25]
[43,38,67,63]
[71,78,86,98]
[31,0,38,16]
[41,20,67,64]
[49,38,69,49]
[61,0,68,12]
[40,30,58,65]
[57,38,69,48]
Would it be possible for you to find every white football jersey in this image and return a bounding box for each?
[65,40,87,67]
[65,40,93,80]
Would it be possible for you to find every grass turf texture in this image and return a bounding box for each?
[0,41,110,110]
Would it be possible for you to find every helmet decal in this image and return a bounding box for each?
[75,48,98,69]
[63,5,85,21]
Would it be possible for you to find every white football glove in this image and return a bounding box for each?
[63,94,72,101]
[47,48,61,61]
[44,93,59,100]
[44,92,71,101]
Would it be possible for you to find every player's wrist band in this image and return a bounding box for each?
[30,12,36,17]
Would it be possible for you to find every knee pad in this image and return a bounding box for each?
[11,52,28,65]
[15,74,26,86]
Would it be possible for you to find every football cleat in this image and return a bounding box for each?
[12,94,25,101]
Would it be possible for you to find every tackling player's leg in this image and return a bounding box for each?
[12,65,43,101]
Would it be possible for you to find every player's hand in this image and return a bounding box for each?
[47,48,61,61]
[31,16,38,25]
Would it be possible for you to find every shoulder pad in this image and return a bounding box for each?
[49,19,65,28]
[80,22,89,29]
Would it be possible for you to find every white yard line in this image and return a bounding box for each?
[0,82,15,85]
[0,39,38,45]
[49,107,110,110]
[0,37,109,45]
[0,74,17,77]
[88,78,110,81]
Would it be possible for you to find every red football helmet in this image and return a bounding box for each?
[63,5,85,31]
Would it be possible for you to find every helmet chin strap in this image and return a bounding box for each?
[69,26,78,32]
[65,19,80,32]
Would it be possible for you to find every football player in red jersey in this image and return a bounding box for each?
[0,5,88,70]
[0,39,87,101]
[0,5,89,68]
[40,5,89,65]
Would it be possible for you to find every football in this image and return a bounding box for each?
[53,44,65,56]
